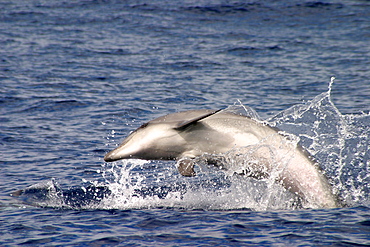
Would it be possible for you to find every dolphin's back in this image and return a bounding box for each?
[147,109,217,128]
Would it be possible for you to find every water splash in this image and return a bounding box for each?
[98,158,299,211]
[268,79,370,207]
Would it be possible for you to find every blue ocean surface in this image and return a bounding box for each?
[1,0,370,246]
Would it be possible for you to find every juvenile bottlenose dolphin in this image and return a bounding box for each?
[104,109,339,208]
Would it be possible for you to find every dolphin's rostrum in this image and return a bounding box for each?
[104,109,339,208]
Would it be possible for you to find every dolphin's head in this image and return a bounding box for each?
[104,109,218,162]
[104,123,185,162]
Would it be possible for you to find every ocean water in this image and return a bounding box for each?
[1,0,370,246]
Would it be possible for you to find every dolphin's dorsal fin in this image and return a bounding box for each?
[174,109,222,129]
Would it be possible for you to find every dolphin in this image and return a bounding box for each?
[104,109,339,208]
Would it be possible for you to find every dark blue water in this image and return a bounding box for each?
[1,0,370,246]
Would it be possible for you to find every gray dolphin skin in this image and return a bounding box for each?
[104,109,339,208]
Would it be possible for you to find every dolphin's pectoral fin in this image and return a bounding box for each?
[177,158,196,177]
[174,109,222,130]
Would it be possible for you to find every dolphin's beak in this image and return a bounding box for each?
[104,136,141,162]
[103,150,120,162]
[104,147,132,162]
